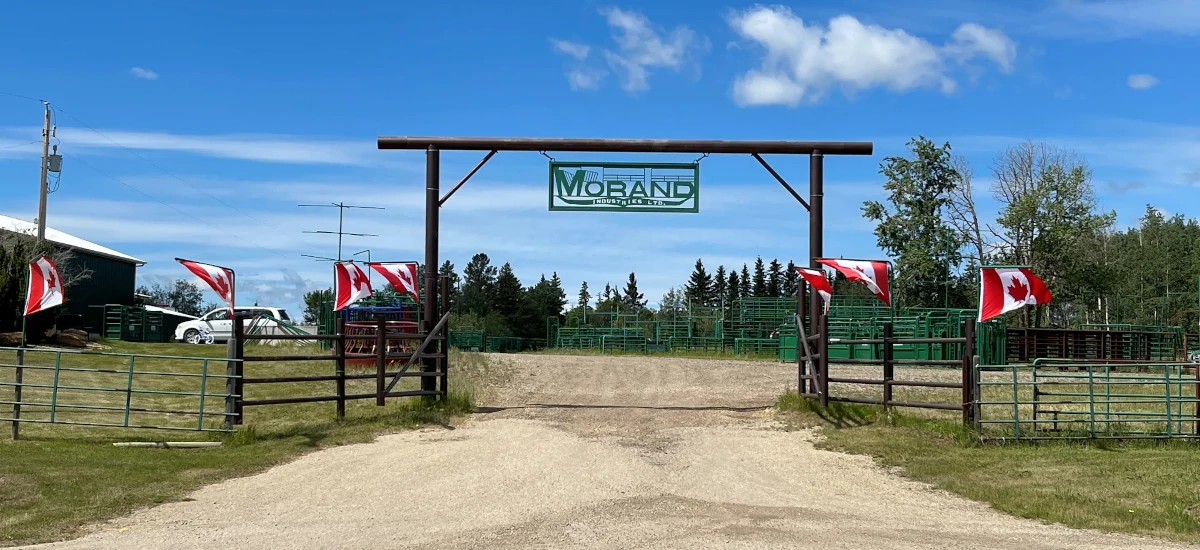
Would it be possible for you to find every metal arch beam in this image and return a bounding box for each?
[751,153,809,210]
[378,136,873,156]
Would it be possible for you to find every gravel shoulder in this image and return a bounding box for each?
[23,354,1195,549]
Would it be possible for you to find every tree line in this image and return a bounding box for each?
[867,136,1200,329]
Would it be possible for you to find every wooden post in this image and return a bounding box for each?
[439,276,450,399]
[335,317,346,419]
[795,287,805,395]
[819,312,829,408]
[375,316,387,406]
[882,322,894,411]
[11,349,23,440]
[962,319,977,427]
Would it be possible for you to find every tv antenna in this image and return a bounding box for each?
[298,202,385,261]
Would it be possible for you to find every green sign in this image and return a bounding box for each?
[548,161,699,213]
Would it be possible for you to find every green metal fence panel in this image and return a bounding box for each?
[485,337,525,353]
[0,346,240,434]
[975,359,1200,440]
[449,330,485,351]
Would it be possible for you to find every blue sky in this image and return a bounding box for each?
[2,0,1198,316]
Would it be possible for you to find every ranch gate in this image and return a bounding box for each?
[375,135,874,400]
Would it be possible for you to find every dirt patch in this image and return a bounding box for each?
[22,354,1195,549]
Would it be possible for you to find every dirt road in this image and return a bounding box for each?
[26,355,1194,549]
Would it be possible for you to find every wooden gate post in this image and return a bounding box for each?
[882,322,894,412]
[439,276,449,399]
[962,319,977,426]
[375,316,387,406]
[12,348,23,440]
[335,317,346,419]
[819,312,830,408]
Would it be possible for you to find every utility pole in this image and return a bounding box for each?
[36,101,51,241]
[298,202,384,261]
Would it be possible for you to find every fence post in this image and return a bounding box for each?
[233,310,246,425]
[439,276,450,399]
[11,348,22,440]
[225,320,238,430]
[962,319,977,427]
[376,315,387,406]
[335,317,346,419]
[882,322,894,412]
[819,312,829,408]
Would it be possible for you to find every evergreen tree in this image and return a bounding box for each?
[622,272,647,310]
[547,272,568,319]
[493,262,524,319]
[725,270,740,318]
[577,281,590,311]
[439,260,461,310]
[752,257,767,297]
[782,260,799,297]
[740,264,751,298]
[459,253,498,316]
[602,283,613,302]
[684,259,713,307]
[713,265,727,307]
[767,258,784,297]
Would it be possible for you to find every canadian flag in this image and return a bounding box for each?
[334,261,373,310]
[367,262,420,303]
[178,259,235,313]
[816,258,891,306]
[795,267,833,313]
[25,256,64,315]
[978,267,1052,322]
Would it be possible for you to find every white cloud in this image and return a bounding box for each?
[6,126,394,167]
[1051,0,1200,36]
[1127,73,1159,89]
[600,7,709,92]
[548,8,708,93]
[130,67,158,80]
[550,39,591,60]
[727,7,1017,106]
[567,68,606,90]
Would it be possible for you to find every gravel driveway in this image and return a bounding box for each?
[24,354,1194,549]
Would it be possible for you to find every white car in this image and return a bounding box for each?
[175,306,293,344]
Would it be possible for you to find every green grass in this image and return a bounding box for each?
[775,392,1200,544]
[0,340,502,546]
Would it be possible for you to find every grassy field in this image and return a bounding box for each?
[776,393,1200,544]
[0,340,506,547]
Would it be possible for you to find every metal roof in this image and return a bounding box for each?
[0,214,146,265]
[144,304,198,319]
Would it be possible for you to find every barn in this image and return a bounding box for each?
[0,214,144,335]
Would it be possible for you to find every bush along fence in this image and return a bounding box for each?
[231,277,452,426]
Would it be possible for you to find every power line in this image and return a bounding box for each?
[52,105,285,233]
[0,91,42,102]
[298,202,384,261]
[68,155,292,260]
[0,140,39,149]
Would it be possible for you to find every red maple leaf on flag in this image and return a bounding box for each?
[1007,278,1028,302]
[47,270,57,289]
